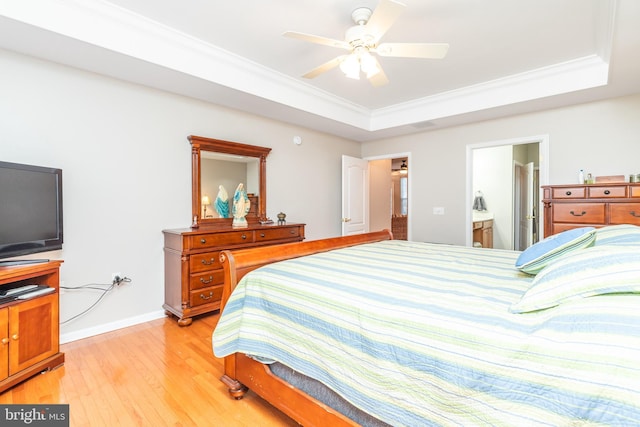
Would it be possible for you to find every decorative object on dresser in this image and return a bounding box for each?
[0,260,64,392]
[542,182,640,237]
[214,185,229,218]
[231,183,250,228]
[163,136,305,325]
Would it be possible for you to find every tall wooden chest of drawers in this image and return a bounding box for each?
[542,183,640,237]
[163,223,305,325]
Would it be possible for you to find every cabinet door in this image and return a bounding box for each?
[0,308,7,381]
[9,294,59,375]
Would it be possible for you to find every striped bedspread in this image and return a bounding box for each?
[213,240,640,426]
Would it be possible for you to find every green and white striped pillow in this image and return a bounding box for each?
[594,224,640,246]
[511,245,640,313]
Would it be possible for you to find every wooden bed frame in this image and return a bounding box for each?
[217,230,394,426]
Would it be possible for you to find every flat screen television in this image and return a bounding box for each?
[0,161,63,265]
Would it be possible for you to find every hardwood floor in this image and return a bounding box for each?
[0,314,298,426]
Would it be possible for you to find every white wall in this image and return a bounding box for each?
[0,49,360,341]
[362,93,640,245]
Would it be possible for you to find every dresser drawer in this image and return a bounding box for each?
[190,270,224,290]
[609,203,640,225]
[552,187,585,199]
[190,284,224,308]
[631,186,640,198]
[588,186,627,198]
[190,251,222,273]
[255,227,301,242]
[189,230,252,249]
[553,203,605,224]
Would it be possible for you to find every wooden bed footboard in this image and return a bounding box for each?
[217,230,393,426]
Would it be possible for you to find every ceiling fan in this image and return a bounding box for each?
[283,0,449,86]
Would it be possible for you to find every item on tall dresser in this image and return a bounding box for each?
[214,185,229,218]
[232,183,250,228]
[277,212,286,225]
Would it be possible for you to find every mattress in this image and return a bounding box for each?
[213,239,640,426]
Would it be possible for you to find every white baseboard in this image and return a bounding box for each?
[60,310,167,344]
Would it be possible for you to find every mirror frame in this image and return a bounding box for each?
[189,135,271,227]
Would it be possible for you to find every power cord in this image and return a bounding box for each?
[60,279,127,324]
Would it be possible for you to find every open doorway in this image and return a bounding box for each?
[367,154,411,240]
[391,158,408,240]
[466,135,549,249]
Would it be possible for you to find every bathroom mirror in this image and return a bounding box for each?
[189,135,271,227]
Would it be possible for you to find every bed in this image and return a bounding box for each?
[212,227,640,426]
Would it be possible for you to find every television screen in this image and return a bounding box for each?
[0,161,63,261]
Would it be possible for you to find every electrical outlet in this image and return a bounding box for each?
[433,207,445,215]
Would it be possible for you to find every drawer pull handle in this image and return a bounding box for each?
[604,190,611,195]
[565,191,572,196]
[631,211,640,218]
[200,238,206,244]
[570,210,587,217]
[241,234,247,240]
[290,230,295,234]
[260,233,265,238]
[199,276,214,284]
[201,258,216,266]
[199,292,214,300]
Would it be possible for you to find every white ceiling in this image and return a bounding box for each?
[1,0,639,141]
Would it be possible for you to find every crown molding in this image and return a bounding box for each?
[0,0,617,134]
[370,54,610,130]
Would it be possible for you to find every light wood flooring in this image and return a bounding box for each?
[0,314,298,426]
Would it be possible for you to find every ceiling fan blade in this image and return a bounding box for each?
[365,0,406,44]
[368,57,389,87]
[376,42,449,59]
[302,55,347,79]
[283,31,350,50]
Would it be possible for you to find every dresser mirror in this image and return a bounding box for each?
[189,135,271,227]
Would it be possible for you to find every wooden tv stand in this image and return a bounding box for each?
[0,260,65,393]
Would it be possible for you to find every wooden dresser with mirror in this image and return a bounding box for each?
[163,136,305,326]
[542,182,640,237]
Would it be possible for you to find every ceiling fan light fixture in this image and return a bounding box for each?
[340,54,361,79]
[287,0,448,85]
[360,52,379,78]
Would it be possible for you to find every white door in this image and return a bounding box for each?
[342,155,369,236]
[518,162,535,249]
